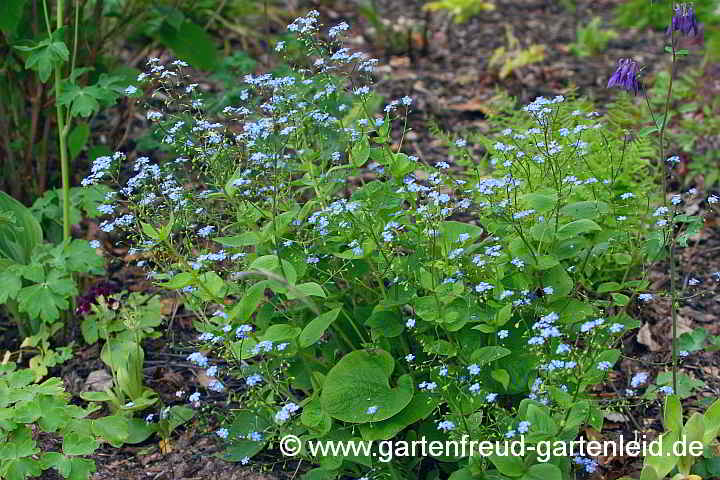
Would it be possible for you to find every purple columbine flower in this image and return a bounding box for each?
[667,3,699,37]
[607,58,640,95]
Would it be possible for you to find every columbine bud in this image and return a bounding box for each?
[607,58,640,95]
[667,3,699,36]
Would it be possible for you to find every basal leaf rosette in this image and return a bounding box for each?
[320,349,413,423]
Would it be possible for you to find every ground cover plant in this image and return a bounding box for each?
[70,3,720,479]
[1,0,719,479]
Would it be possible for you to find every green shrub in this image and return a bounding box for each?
[82,11,687,480]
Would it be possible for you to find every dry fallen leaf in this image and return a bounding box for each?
[84,369,113,392]
[604,411,630,423]
[637,323,661,352]
[159,438,172,454]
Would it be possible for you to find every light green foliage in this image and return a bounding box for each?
[74,7,719,480]
[79,293,164,413]
[423,0,496,23]
[0,362,132,480]
[570,17,618,57]
[618,395,720,480]
[84,23,667,478]
[488,25,546,79]
[0,239,104,337]
[0,188,105,338]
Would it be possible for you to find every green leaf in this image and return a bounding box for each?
[223,411,271,461]
[63,432,98,456]
[214,233,262,247]
[91,416,129,447]
[678,412,705,474]
[359,393,437,441]
[286,282,327,299]
[564,400,590,430]
[560,201,609,219]
[156,21,218,70]
[0,427,39,460]
[66,457,96,480]
[249,255,297,285]
[522,192,557,213]
[703,399,720,445]
[597,281,621,294]
[18,37,69,83]
[526,403,558,438]
[46,269,78,297]
[41,452,70,477]
[522,463,561,480]
[530,255,559,270]
[471,346,511,365]
[16,284,68,323]
[351,137,370,167]
[161,272,194,290]
[0,268,22,302]
[638,126,659,137]
[677,328,707,352]
[645,430,680,478]
[611,292,630,306]
[556,219,602,239]
[1,458,43,480]
[56,84,106,117]
[489,453,526,477]
[542,266,573,299]
[491,369,510,390]
[299,308,341,348]
[0,191,43,264]
[168,406,195,433]
[320,349,414,423]
[68,123,90,161]
[425,339,457,356]
[0,0,28,35]
[365,309,404,338]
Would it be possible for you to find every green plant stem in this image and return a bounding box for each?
[54,0,71,242]
[659,33,678,395]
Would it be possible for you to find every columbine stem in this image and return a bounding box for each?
[658,28,678,394]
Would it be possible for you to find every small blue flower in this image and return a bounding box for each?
[517,421,531,433]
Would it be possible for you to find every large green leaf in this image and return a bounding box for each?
[358,393,437,440]
[560,201,609,219]
[542,265,573,299]
[556,219,602,239]
[156,21,219,70]
[703,398,720,445]
[470,346,511,365]
[320,349,414,423]
[299,308,341,348]
[489,453,526,477]
[522,463,561,480]
[249,255,297,285]
[0,191,43,264]
[91,416,129,447]
[0,0,28,34]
